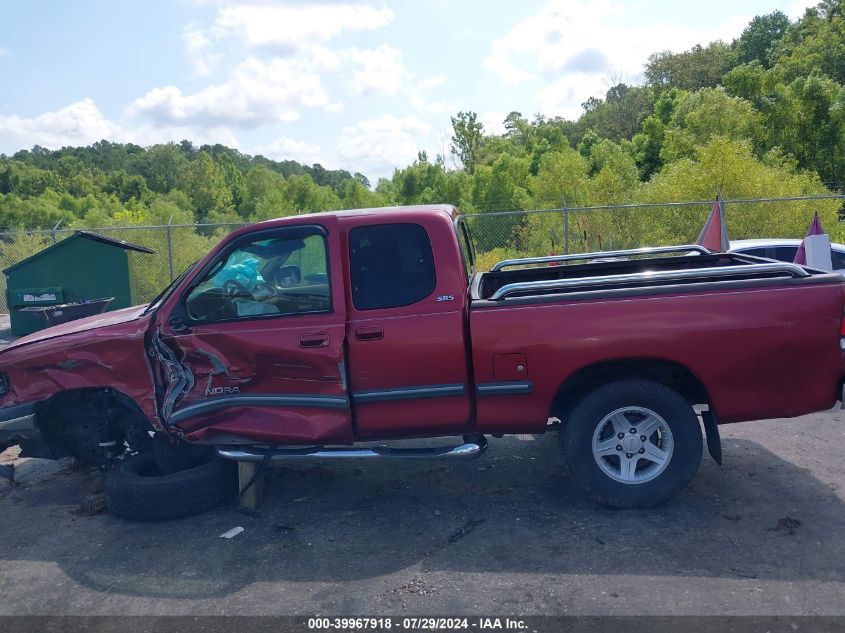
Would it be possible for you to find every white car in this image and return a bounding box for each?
[729,238,845,275]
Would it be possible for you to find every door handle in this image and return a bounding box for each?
[299,333,330,348]
[355,326,384,341]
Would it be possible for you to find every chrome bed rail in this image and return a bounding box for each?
[488,262,810,301]
[490,244,711,272]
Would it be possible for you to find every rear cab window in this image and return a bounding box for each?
[348,223,436,310]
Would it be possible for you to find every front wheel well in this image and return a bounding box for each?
[552,358,711,423]
[36,388,155,463]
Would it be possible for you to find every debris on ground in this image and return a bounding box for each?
[729,568,758,579]
[393,576,438,595]
[447,518,486,543]
[82,473,105,495]
[72,494,108,517]
[766,516,802,535]
[220,526,245,539]
[0,464,14,483]
[272,524,295,533]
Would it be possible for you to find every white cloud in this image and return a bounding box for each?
[787,0,819,19]
[213,3,394,53]
[346,45,407,96]
[126,57,335,127]
[252,136,323,165]
[479,112,507,136]
[0,97,247,153]
[337,114,431,174]
[484,0,753,118]
[140,2,412,134]
[417,76,445,93]
[183,22,219,76]
[0,99,119,150]
[410,75,456,115]
[123,123,241,149]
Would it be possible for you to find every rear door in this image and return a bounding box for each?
[343,217,472,439]
[155,218,352,445]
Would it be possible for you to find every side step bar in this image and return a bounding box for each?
[217,434,488,462]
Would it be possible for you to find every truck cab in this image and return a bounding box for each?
[154,205,475,445]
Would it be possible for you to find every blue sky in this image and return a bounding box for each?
[0,0,817,181]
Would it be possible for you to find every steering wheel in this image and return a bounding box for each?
[223,279,254,300]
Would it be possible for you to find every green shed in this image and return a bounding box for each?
[3,231,155,336]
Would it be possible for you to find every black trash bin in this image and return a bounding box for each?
[17,297,115,328]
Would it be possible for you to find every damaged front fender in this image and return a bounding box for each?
[149,328,195,423]
[0,310,161,432]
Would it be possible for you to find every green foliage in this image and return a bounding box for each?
[639,136,838,243]
[735,11,791,68]
[660,88,760,162]
[771,0,845,83]
[0,139,374,231]
[450,111,484,173]
[2,0,845,296]
[645,42,737,91]
[578,84,656,141]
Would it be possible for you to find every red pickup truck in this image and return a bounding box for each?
[1,205,844,518]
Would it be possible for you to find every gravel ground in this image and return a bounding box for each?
[1,409,844,616]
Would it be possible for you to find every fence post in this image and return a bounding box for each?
[51,221,62,244]
[562,197,570,255]
[166,215,175,282]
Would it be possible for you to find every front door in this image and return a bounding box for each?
[156,221,352,445]
[344,219,471,439]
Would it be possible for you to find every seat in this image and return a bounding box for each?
[273,265,301,288]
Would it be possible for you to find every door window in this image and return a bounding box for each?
[736,247,769,258]
[185,229,331,322]
[349,223,436,310]
[773,246,799,262]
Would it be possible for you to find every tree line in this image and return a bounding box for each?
[1,0,844,261]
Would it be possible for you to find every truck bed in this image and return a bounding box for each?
[468,248,845,434]
[472,252,831,302]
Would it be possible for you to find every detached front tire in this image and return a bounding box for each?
[105,452,237,521]
[562,379,703,509]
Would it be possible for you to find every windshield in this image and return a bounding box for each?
[143,263,197,315]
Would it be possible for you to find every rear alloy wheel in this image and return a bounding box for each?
[592,406,674,484]
[562,380,702,508]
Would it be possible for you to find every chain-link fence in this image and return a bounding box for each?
[463,194,845,271]
[1,194,843,313]
[0,222,245,313]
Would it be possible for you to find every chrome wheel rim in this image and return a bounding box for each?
[592,406,674,485]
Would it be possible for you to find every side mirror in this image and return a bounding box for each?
[169,315,189,333]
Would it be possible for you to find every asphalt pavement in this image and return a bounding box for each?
[2,409,844,615]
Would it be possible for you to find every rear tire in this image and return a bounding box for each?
[562,379,703,508]
[105,452,237,521]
